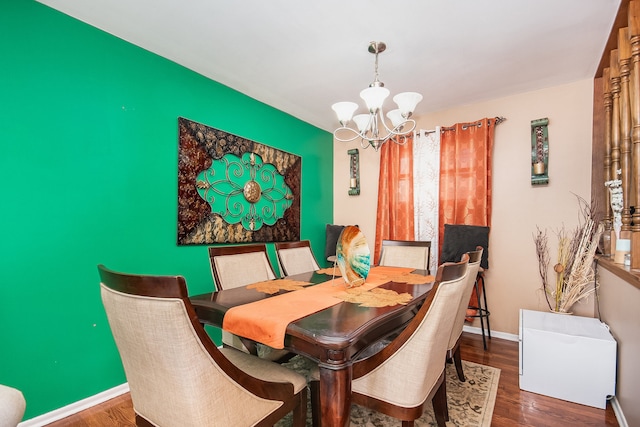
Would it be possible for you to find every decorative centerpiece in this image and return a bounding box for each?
[533,195,603,313]
[336,226,370,288]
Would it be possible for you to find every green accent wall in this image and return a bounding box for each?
[0,1,333,421]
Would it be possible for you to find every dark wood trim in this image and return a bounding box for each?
[596,255,640,290]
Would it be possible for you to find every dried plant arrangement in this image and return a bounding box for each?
[533,195,603,313]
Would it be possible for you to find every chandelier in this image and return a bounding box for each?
[331,41,423,152]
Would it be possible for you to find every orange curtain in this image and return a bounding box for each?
[438,118,495,245]
[439,118,495,320]
[374,137,415,264]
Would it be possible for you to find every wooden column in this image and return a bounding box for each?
[619,28,633,236]
[611,50,622,251]
[604,67,613,225]
[630,1,640,267]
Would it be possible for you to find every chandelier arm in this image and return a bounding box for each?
[333,126,368,143]
[376,109,417,137]
[376,107,394,134]
[388,118,417,137]
[360,139,373,149]
[334,117,417,148]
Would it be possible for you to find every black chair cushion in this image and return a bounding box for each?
[441,224,489,269]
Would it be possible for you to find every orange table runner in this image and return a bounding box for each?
[222,266,430,349]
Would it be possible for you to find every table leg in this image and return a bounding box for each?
[318,364,351,427]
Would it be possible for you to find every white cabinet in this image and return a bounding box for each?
[519,309,616,409]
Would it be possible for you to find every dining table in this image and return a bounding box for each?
[189,265,435,427]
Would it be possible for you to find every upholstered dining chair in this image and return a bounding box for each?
[275,240,320,276]
[447,246,483,382]
[378,239,432,274]
[208,244,290,361]
[98,264,307,427]
[0,384,26,427]
[308,255,469,427]
[208,244,277,291]
[348,255,469,427]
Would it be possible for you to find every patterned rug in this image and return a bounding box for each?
[276,356,500,427]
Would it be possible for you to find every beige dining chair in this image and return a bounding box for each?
[378,239,432,274]
[207,244,290,361]
[447,246,483,382]
[98,264,307,427]
[208,244,277,290]
[0,384,26,427]
[275,240,320,276]
[308,255,469,427]
[348,255,469,427]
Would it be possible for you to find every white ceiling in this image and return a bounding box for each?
[37,0,620,132]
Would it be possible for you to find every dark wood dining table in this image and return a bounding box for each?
[189,268,434,427]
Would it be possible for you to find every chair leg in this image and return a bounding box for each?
[292,388,308,427]
[474,276,488,350]
[453,344,465,382]
[481,274,491,340]
[401,421,415,427]
[432,374,448,427]
[310,379,320,427]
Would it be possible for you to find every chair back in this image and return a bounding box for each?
[275,240,320,276]
[378,239,431,273]
[98,265,300,426]
[0,384,26,427]
[441,224,489,269]
[447,247,484,351]
[208,244,276,290]
[352,255,469,408]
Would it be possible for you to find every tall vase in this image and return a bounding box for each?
[598,220,613,256]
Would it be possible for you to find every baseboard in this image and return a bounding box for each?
[18,383,130,427]
[463,325,519,342]
[610,396,629,427]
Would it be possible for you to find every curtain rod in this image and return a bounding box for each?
[443,116,507,132]
[417,116,507,137]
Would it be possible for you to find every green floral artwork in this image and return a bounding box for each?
[196,152,293,231]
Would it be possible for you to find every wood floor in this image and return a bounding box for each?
[45,332,619,426]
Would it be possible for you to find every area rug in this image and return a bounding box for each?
[276,356,500,427]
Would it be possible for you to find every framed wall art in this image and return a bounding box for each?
[177,117,301,244]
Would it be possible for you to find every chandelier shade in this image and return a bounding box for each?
[394,92,423,116]
[386,109,405,127]
[353,114,371,132]
[360,86,390,112]
[332,102,359,126]
[331,41,423,151]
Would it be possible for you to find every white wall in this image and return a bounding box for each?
[334,78,595,334]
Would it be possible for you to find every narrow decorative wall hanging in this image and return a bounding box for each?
[531,117,549,185]
[348,149,360,195]
[177,117,301,244]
